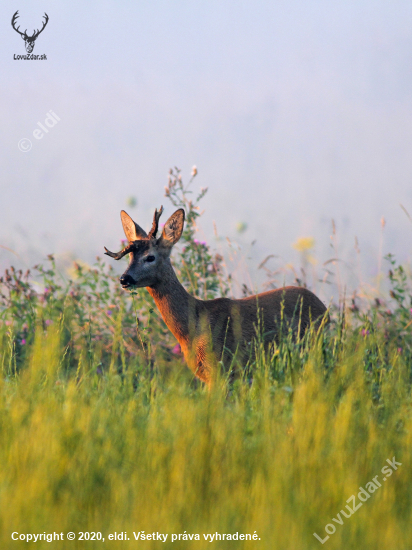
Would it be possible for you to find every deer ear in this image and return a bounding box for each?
[159,209,185,248]
[120,210,147,241]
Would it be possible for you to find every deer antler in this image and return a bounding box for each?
[105,206,164,258]
[11,11,25,36]
[32,13,49,40]
[147,206,164,239]
[104,243,136,260]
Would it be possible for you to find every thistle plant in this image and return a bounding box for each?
[165,166,229,299]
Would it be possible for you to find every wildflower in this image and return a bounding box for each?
[292,237,317,265]
[126,196,137,208]
[361,329,370,337]
[293,237,315,252]
[21,339,26,345]
[107,310,112,316]
[236,221,248,234]
[45,319,52,326]
[397,347,403,354]
[172,343,181,355]
[191,165,198,177]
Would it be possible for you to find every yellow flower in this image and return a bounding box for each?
[292,237,315,252]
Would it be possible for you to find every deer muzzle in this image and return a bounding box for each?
[119,274,136,289]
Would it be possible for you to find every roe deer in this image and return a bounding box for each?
[105,207,328,385]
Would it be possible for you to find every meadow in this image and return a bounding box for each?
[1,173,411,549]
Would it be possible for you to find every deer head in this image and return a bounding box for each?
[11,11,49,54]
[104,207,185,289]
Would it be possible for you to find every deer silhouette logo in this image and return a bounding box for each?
[11,11,49,54]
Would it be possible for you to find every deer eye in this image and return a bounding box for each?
[145,255,156,262]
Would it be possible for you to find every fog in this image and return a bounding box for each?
[1,0,412,298]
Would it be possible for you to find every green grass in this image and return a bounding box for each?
[0,314,411,549]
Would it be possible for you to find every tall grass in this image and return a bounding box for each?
[1,172,411,549]
[0,320,411,549]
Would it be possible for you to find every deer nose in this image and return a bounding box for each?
[120,274,136,288]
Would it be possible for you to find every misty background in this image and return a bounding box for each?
[1,0,412,300]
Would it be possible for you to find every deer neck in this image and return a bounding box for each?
[146,260,197,345]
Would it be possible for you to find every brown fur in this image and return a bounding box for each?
[106,208,328,386]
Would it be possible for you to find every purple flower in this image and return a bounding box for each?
[21,339,26,345]
[361,329,370,337]
[398,347,403,354]
[194,239,199,245]
[107,310,112,316]
[45,319,52,326]
[172,343,182,355]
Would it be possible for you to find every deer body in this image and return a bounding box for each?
[105,207,327,385]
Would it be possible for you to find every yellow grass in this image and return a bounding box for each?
[0,321,411,550]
